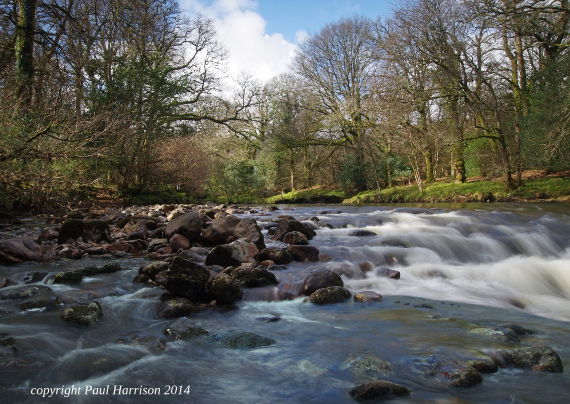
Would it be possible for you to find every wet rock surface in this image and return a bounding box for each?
[494,346,564,372]
[349,381,410,401]
[60,302,103,325]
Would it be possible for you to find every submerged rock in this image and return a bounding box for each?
[309,286,351,304]
[375,267,400,279]
[354,291,383,303]
[301,268,343,296]
[348,229,377,237]
[342,355,393,378]
[61,302,103,326]
[349,381,410,401]
[211,331,276,349]
[288,245,319,262]
[494,346,563,372]
[466,357,498,373]
[164,318,210,340]
[117,335,167,353]
[413,354,483,388]
[224,266,278,288]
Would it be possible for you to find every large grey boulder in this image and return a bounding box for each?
[165,212,203,242]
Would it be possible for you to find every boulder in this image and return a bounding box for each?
[52,270,83,285]
[154,257,210,301]
[257,247,294,265]
[301,268,343,296]
[155,298,196,319]
[163,318,209,340]
[466,358,498,373]
[106,241,134,253]
[201,216,241,246]
[169,234,190,251]
[234,218,266,251]
[61,302,103,326]
[376,267,401,279]
[348,229,377,237]
[354,291,383,303]
[287,245,319,262]
[39,228,59,241]
[165,212,203,242]
[309,286,351,304]
[342,355,392,378]
[349,381,410,401]
[80,262,122,276]
[224,266,278,288]
[413,354,483,388]
[282,231,308,246]
[57,220,111,244]
[0,238,42,264]
[22,271,49,284]
[138,261,169,281]
[271,219,316,241]
[205,239,259,268]
[204,274,243,305]
[495,346,563,372]
[211,331,276,349]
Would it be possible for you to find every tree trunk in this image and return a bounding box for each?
[15,0,37,107]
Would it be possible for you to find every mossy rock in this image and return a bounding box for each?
[61,302,103,326]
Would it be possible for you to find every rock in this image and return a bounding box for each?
[106,241,134,253]
[0,238,42,264]
[257,247,294,265]
[57,220,111,244]
[301,268,344,296]
[282,231,308,245]
[354,291,383,303]
[18,287,62,310]
[117,335,166,353]
[163,318,209,340]
[167,208,186,221]
[52,270,84,285]
[211,331,276,349]
[205,239,259,268]
[309,286,351,304]
[84,246,108,255]
[0,284,54,301]
[495,346,563,372]
[225,266,278,288]
[498,323,534,335]
[201,216,241,246]
[342,355,392,378]
[165,212,203,242]
[155,298,196,319]
[474,326,520,343]
[57,245,82,259]
[80,262,122,276]
[204,274,243,305]
[169,234,190,251]
[60,302,103,325]
[272,219,316,241]
[287,245,320,262]
[234,218,266,251]
[22,271,49,284]
[413,354,483,388]
[466,358,498,373]
[138,261,169,281]
[349,381,410,401]
[154,257,210,301]
[376,267,400,279]
[348,229,377,237]
[39,228,59,241]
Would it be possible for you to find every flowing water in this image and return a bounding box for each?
[1,203,569,403]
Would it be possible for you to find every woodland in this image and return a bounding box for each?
[1,0,569,210]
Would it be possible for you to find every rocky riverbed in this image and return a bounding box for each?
[0,203,569,402]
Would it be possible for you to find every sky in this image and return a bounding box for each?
[180,0,395,83]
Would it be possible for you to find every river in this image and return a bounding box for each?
[0,203,569,403]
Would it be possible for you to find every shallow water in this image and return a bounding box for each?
[1,203,569,403]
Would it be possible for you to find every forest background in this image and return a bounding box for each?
[1,0,569,211]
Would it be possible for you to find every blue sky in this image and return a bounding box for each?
[181,0,395,82]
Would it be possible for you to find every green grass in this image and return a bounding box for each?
[264,188,350,204]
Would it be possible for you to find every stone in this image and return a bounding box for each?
[22,271,49,284]
[201,216,241,246]
[0,238,42,264]
[413,354,483,388]
[117,335,166,353]
[52,270,83,285]
[57,246,82,259]
[495,346,563,372]
[272,219,316,241]
[169,234,190,251]
[154,257,210,301]
[61,302,103,325]
[466,358,498,373]
[155,298,196,319]
[57,220,111,244]
[257,247,294,265]
[165,212,203,242]
[163,318,209,340]
[204,274,243,305]
[106,241,134,253]
[205,239,259,268]
[287,245,320,262]
[342,355,393,378]
[354,291,383,303]
[376,267,400,279]
[138,261,169,281]
[225,266,278,288]
[211,331,276,349]
[301,268,344,296]
[348,229,377,237]
[80,262,122,276]
[282,231,308,245]
[349,381,410,401]
[309,286,351,304]
[234,218,266,251]
[39,228,59,241]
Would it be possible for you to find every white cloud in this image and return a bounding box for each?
[181,0,297,83]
